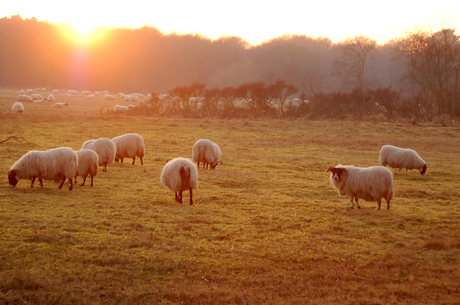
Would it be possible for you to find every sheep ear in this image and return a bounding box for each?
[326,167,334,173]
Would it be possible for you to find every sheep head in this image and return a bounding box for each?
[210,161,223,169]
[420,164,427,175]
[8,170,19,188]
[326,167,347,181]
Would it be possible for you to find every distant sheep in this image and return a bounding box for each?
[34,99,46,103]
[74,149,99,186]
[17,95,33,103]
[8,147,78,190]
[87,94,95,99]
[12,102,24,113]
[379,145,427,175]
[192,139,222,169]
[52,102,68,108]
[104,94,114,100]
[326,165,394,210]
[112,133,145,165]
[114,105,128,113]
[31,94,43,101]
[160,157,198,205]
[81,138,116,172]
[47,94,55,102]
[127,104,136,110]
[125,95,132,102]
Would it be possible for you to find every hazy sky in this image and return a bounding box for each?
[2,0,459,45]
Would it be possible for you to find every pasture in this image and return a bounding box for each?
[0,89,460,304]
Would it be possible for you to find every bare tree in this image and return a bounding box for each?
[269,79,299,118]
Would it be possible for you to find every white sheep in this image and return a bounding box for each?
[17,95,33,103]
[34,99,46,103]
[132,95,139,102]
[114,105,128,113]
[19,90,25,95]
[52,102,68,108]
[81,138,116,172]
[74,149,99,186]
[326,165,394,210]
[87,94,95,99]
[127,104,136,110]
[47,94,55,102]
[192,139,222,169]
[125,95,132,102]
[8,147,78,190]
[12,102,24,113]
[160,157,198,205]
[379,145,427,175]
[31,94,43,101]
[111,133,145,165]
[104,94,114,100]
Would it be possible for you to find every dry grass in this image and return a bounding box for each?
[0,89,460,304]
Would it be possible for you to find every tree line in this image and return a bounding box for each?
[1,15,459,120]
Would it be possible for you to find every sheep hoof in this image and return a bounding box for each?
[80,182,84,186]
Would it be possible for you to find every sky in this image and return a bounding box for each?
[2,0,460,45]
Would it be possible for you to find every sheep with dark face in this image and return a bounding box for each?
[8,147,78,191]
[326,165,394,210]
[160,157,198,205]
[379,145,427,175]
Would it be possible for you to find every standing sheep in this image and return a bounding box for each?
[12,102,24,113]
[47,94,55,102]
[379,145,427,175]
[160,157,198,205]
[192,139,222,169]
[81,138,116,172]
[326,165,394,210]
[112,133,145,165]
[74,149,99,186]
[114,105,128,113]
[31,94,43,101]
[17,95,33,103]
[8,147,78,190]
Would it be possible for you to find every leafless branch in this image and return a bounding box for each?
[0,135,31,144]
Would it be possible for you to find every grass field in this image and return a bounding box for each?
[1,90,460,304]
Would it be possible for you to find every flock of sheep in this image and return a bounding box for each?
[7,132,222,206]
[12,88,150,114]
[327,145,427,210]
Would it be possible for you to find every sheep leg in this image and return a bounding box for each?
[103,164,107,172]
[386,200,390,210]
[394,168,402,175]
[140,157,143,165]
[90,176,93,187]
[74,177,78,184]
[80,175,86,186]
[377,200,381,210]
[31,177,36,188]
[355,198,361,209]
[175,191,182,203]
[58,177,66,189]
[189,188,193,205]
[39,178,43,187]
[132,157,135,165]
[349,197,354,209]
[120,157,124,164]
[405,169,408,175]
[68,178,73,191]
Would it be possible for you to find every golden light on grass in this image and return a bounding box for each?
[0,90,459,304]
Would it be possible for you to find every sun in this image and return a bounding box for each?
[70,20,97,36]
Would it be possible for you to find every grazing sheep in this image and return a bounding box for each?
[114,105,128,113]
[192,139,222,169]
[112,133,145,165]
[87,94,95,99]
[379,145,427,175]
[74,149,99,186]
[34,99,46,103]
[104,94,114,100]
[31,94,43,101]
[17,95,33,103]
[8,147,78,190]
[160,157,198,205]
[47,94,55,102]
[81,138,116,172]
[12,102,24,113]
[326,165,394,210]
[52,102,68,108]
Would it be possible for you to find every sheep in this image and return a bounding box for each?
[34,99,46,103]
[192,139,222,169]
[125,95,132,102]
[52,102,68,108]
[47,94,55,102]
[160,157,198,205]
[8,147,78,191]
[31,94,43,101]
[114,105,128,113]
[105,94,114,100]
[17,95,33,103]
[379,145,427,175]
[132,95,139,102]
[111,133,145,165]
[81,138,116,172]
[12,102,24,113]
[127,104,136,110]
[326,165,394,210]
[74,149,99,186]
[19,90,25,95]
[87,94,95,99]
